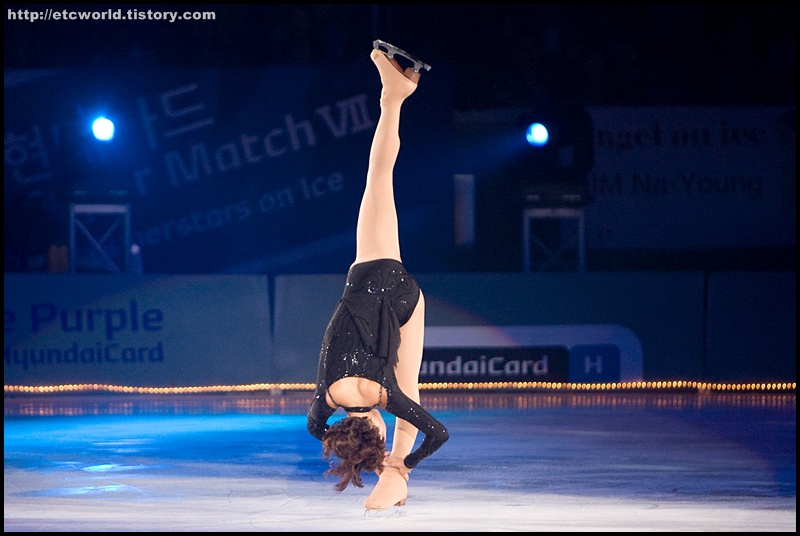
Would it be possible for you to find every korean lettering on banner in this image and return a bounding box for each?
[137,82,215,150]
[4,126,54,188]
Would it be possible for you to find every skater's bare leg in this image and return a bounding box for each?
[361,48,425,511]
[353,49,419,266]
[364,292,425,511]
[390,292,425,458]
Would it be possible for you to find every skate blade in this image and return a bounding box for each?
[373,39,431,72]
[363,505,405,519]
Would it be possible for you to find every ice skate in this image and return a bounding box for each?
[370,47,420,104]
[373,39,431,73]
[363,465,408,512]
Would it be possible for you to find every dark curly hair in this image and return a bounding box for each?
[321,416,386,491]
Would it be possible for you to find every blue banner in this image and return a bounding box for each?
[4,65,455,274]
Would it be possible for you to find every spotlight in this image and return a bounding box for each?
[66,113,129,201]
[510,105,595,207]
[525,122,549,147]
[91,116,115,142]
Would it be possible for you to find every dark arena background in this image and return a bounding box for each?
[4,4,795,532]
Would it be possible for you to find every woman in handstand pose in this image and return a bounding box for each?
[307,42,448,511]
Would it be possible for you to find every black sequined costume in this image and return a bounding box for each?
[307,258,448,469]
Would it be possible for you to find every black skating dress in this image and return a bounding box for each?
[307,258,448,469]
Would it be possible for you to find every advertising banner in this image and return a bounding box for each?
[4,274,273,386]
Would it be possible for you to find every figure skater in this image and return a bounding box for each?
[306,41,447,512]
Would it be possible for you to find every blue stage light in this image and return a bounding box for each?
[525,122,549,147]
[91,116,115,142]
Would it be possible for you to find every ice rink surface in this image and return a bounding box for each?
[4,391,795,532]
